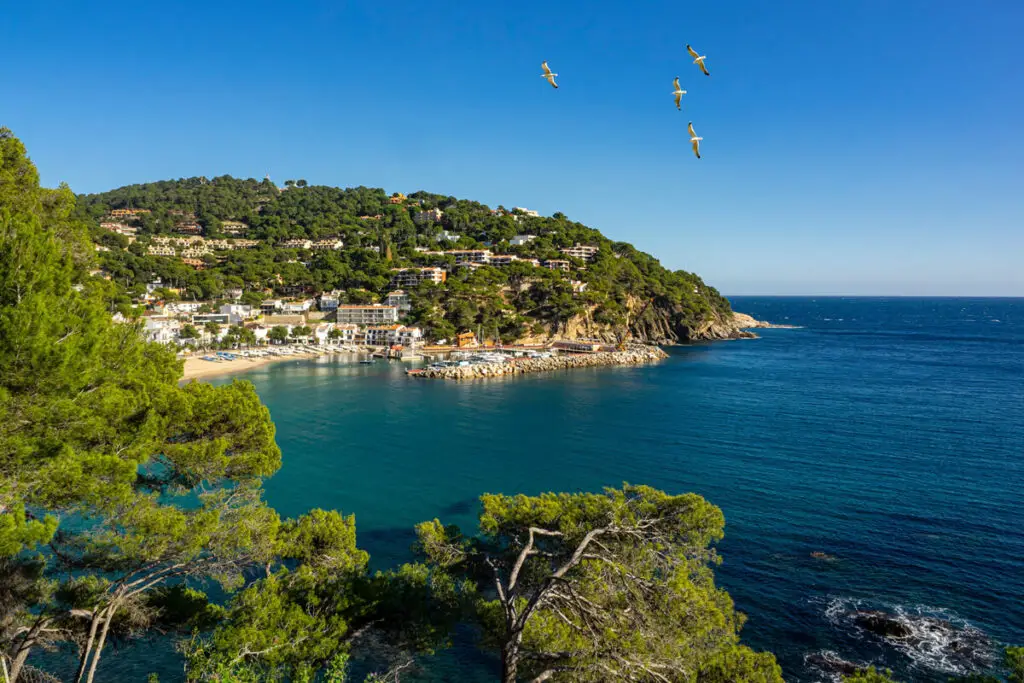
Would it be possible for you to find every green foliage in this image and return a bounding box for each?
[78,176,732,342]
[0,128,282,682]
[416,484,781,683]
[268,325,289,342]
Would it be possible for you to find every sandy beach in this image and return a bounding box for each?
[180,351,322,381]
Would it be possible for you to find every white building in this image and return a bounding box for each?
[413,208,444,225]
[512,207,540,218]
[279,238,313,250]
[432,230,459,243]
[570,281,588,294]
[335,304,399,325]
[447,249,492,265]
[100,222,137,236]
[142,317,181,344]
[166,301,208,316]
[281,299,314,314]
[261,299,284,316]
[510,234,536,246]
[330,323,359,344]
[542,259,570,272]
[389,267,447,289]
[311,239,344,250]
[383,290,412,313]
[560,243,599,262]
[319,293,340,311]
[219,304,255,324]
[364,324,423,348]
[221,221,248,235]
[147,244,177,257]
[225,287,244,300]
[488,254,518,266]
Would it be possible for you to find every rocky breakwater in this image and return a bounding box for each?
[412,346,669,380]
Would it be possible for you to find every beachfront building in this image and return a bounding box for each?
[413,208,444,225]
[364,324,423,348]
[389,267,447,289]
[456,331,479,348]
[542,259,571,272]
[510,234,536,246]
[560,243,599,262]
[330,323,359,344]
[335,304,399,325]
[383,290,412,313]
[279,238,313,250]
[448,249,492,265]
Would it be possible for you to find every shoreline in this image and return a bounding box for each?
[180,351,324,381]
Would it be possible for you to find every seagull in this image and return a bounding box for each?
[541,61,558,89]
[672,77,686,110]
[688,122,702,159]
[686,44,710,76]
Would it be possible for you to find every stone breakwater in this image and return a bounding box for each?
[412,347,669,380]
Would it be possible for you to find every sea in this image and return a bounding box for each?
[100,297,1024,681]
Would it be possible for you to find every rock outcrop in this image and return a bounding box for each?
[411,346,668,380]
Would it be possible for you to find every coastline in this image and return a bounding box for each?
[180,351,323,382]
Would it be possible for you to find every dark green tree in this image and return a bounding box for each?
[416,485,782,683]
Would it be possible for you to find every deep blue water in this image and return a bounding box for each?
[90,297,1024,681]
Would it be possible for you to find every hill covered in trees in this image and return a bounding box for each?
[76,176,747,343]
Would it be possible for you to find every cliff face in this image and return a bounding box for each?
[514,297,764,345]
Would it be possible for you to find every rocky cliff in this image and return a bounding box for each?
[515,297,768,345]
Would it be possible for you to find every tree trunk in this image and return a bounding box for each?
[501,634,522,683]
[84,604,116,683]
[8,615,47,683]
[75,610,103,683]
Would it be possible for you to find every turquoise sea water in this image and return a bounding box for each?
[89,297,1024,681]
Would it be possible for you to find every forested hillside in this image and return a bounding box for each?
[77,176,741,343]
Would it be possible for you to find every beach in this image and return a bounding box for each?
[180,351,323,381]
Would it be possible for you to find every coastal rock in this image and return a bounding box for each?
[855,611,914,639]
[804,651,862,678]
[411,346,669,380]
[850,610,994,672]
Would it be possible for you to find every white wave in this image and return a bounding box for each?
[815,595,996,676]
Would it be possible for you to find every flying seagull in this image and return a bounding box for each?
[686,44,710,76]
[672,77,687,110]
[688,122,702,159]
[541,61,558,88]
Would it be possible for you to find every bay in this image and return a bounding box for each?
[207,297,1024,680]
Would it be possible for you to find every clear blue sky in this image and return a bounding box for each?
[4,0,1023,295]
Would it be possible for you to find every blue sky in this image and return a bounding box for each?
[3,1,1023,295]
